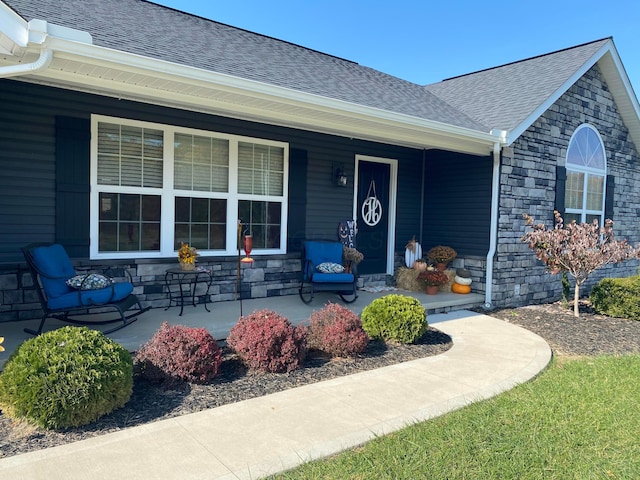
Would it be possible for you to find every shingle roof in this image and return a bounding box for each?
[5,1,636,146]
[4,0,487,132]
[425,39,611,132]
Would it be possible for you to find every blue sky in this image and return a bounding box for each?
[153,0,639,96]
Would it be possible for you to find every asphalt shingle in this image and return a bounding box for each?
[425,39,610,132]
[5,0,486,132]
[4,1,613,137]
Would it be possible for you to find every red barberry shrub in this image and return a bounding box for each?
[226,310,307,373]
[308,302,370,357]
[135,322,222,385]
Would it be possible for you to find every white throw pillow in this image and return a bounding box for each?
[66,273,113,290]
[316,262,345,274]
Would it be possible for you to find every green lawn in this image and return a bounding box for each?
[273,355,640,479]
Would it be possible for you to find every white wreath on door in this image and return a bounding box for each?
[361,179,382,227]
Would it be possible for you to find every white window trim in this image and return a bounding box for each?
[564,123,607,224]
[90,115,289,260]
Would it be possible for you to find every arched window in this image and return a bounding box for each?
[563,124,607,225]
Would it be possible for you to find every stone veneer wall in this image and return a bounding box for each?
[0,254,302,323]
[492,65,640,308]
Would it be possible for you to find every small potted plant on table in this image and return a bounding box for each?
[178,242,199,270]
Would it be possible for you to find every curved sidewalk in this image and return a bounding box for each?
[0,310,551,480]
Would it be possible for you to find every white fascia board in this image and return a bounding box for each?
[0,2,28,54]
[505,40,614,146]
[43,36,502,151]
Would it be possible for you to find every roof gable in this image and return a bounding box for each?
[425,38,640,148]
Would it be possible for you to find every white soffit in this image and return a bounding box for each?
[597,50,640,151]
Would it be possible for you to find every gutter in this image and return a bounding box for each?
[0,47,52,78]
[484,137,505,309]
[0,18,93,79]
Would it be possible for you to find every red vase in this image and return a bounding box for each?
[426,285,439,295]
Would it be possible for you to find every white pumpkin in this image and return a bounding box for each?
[454,275,472,286]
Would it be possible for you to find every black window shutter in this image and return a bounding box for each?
[555,166,567,216]
[287,148,308,253]
[55,116,91,258]
[605,174,615,220]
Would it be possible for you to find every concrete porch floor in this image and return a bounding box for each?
[0,289,484,361]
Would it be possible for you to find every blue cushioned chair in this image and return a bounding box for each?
[22,243,150,335]
[299,240,357,304]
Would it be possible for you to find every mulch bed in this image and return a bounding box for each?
[484,300,640,357]
[0,327,452,458]
[2,300,639,459]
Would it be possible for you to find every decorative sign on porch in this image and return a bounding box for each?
[338,219,356,248]
[361,179,382,226]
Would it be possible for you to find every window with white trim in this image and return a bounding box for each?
[90,116,288,259]
[564,124,606,225]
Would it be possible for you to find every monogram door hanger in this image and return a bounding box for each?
[361,179,382,227]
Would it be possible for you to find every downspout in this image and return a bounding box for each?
[419,149,426,244]
[484,141,502,309]
[0,47,53,78]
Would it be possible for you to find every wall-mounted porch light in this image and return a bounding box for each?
[334,164,348,187]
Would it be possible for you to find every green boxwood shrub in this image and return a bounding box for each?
[0,326,133,430]
[590,276,640,320]
[361,294,428,344]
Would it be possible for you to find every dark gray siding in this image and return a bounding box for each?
[0,81,57,266]
[0,79,432,265]
[422,150,493,257]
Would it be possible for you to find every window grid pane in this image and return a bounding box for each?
[565,172,584,210]
[586,175,604,210]
[586,214,603,225]
[239,200,281,249]
[563,212,582,224]
[174,197,227,250]
[98,193,161,252]
[97,122,163,188]
[567,126,605,170]
[174,133,229,192]
[238,142,284,196]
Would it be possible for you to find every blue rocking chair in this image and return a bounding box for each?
[298,240,358,304]
[22,243,150,335]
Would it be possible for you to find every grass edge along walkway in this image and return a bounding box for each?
[273,355,640,480]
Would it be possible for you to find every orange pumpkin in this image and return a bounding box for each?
[451,283,471,294]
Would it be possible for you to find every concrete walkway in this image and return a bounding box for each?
[0,293,551,479]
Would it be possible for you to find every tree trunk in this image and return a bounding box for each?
[573,283,580,317]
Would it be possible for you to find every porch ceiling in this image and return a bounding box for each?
[2,44,500,156]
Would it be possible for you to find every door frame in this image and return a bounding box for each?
[353,155,398,275]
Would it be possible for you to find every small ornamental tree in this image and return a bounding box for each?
[522,211,638,317]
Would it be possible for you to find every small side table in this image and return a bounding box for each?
[165,267,213,316]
